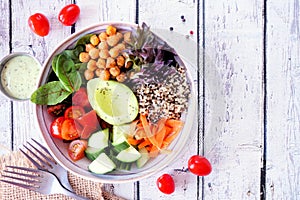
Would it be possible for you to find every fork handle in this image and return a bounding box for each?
[61,189,89,200]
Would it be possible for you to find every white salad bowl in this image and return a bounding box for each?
[35,22,196,183]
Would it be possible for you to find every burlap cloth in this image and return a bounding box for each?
[0,151,126,200]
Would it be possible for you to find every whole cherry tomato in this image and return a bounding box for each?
[58,4,80,26]
[156,174,175,194]
[188,155,212,176]
[28,13,50,36]
[49,116,65,139]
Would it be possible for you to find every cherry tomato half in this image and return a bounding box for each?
[68,139,87,161]
[156,174,175,194]
[49,116,65,139]
[61,118,82,140]
[188,155,212,176]
[72,87,91,109]
[58,4,80,26]
[64,106,85,119]
[28,13,50,36]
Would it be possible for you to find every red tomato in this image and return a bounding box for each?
[77,110,100,139]
[188,155,212,176]
[58,4,80,26]
[64,106,85,119]
[49,116,65,139]
[68,139,87,161]
[156,174,175,194]
[61,119,82,140]
[72,87,91,109]
[28,13,50,36]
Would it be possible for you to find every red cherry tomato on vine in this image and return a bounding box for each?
[156,174,175,194]
[188,155,212,176]
[58,4,80,26]
[28,13,50,36]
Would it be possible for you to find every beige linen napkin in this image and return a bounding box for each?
[0,151,125,200]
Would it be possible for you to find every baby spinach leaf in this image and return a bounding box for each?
[31,81,72,105]
[62,45,85,63]
[56,54,82,92]
[76,34,93,46]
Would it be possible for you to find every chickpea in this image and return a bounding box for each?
[106,57,116,68]
[116,55,125,67]
[116,43,125,51]
[116,72,127,82]
[96,58,106,68]
[90,35,100,46]
[89,48,100,59]
[85,44,94,52]
[109,67,121,77]
[95,68,102,77]
[87,59,97,71]
[99,49,110,59]
[106,32,123,47]
[84,69,94,80]
[99,69,110,80]
[106,25,117,36]
[79,52,90,63]
[98,41,108,50]
[123,32,131,43]
[98,32,108,41]
[109,47,119,58]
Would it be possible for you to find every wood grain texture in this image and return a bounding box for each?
[266,0,300,199]
[0,0,12,152]
[75,0,137,199]
[10,0,72,150]
[203,0,264,199]
[139,0,200,199]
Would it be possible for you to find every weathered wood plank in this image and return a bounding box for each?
[0,0,13,153]
[203,0,263,199]
[10,0,72,149]
[75,0,137,199]
[265,0,300,199]
[138,0,200,199]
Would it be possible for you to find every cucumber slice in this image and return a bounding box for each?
[112,124,131,145]
[88,128,109,149]
[136,147,150,168]
[113,141,130,153]
[116,146,141,163]
[88,153,116,174]
[85,146,102,161]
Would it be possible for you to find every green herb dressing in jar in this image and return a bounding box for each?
[1,55,41,100]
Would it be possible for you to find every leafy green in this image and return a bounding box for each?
[55,54,82,92]
[31,81,72,105]
[75,34,93,46]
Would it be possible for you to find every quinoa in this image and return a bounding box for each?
[134,65,190,123]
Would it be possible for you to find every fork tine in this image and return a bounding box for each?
[23,144,52,168]
[5,165,40,173]
[0,179,36,190]
[27,141,54,164]
[31,138,51,156]
[19,148,43,170]
[2,173,39,183]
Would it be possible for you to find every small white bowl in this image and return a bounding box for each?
[0,52,41,101]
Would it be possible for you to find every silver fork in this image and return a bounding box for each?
[0,166,88,200]
[20,138,74,192]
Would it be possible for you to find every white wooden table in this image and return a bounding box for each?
[0,0,299,199]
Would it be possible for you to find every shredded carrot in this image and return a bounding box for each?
[149,145,159,157]
[127,136,142,146]
[155,126,166,148]
[165,119,184,128]
[138,139,151,149]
